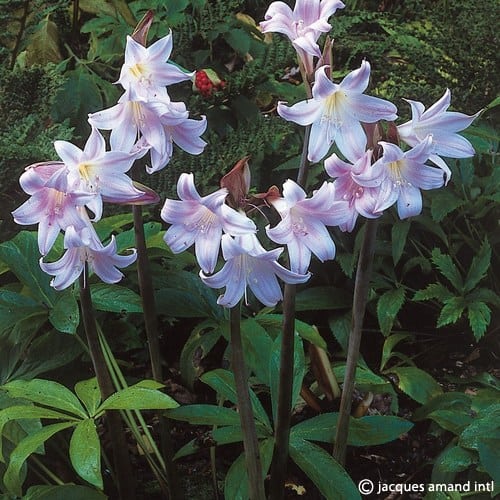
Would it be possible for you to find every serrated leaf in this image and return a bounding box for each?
[390,367,443,404]
[90,284,142,313]
[431,248,464,292]
[413,283,453,302]
[380,333,413,371]
[166,405,241,426]
[467,301,491,340]
[69,419,102,488]
[74,378,101,418]
[25,16,62,65]
[464,239,491,292]
[4,422,76,496]
[97,385,178,413]
[431,191,466,222]
[391,220,411,264]
[289,437,360,500]
[49,290,79,334]
[377,287,405,336]
[437,297,466,328]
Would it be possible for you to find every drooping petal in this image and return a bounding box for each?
[164,224,197,253]
[345,93,398,123]
[312,66,337,100]
[308,118,337,162]
[277,99,323,126]
[54,140,82,167]
[324,153,352,178]
[397,184,422,219]
[285,236,312,274]
[336,119,367,163]
[248,262,283,306]
[177,173,202,202]
[195,223,223,273]
[219,204,256,235]
[403,162,445,190]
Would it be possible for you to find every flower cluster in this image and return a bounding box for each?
[12,30,206,290]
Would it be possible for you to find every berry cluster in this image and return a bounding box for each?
[194,69,225,98]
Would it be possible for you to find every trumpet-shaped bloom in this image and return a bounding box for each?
[40,225,137,290]
[371,136,445,219]
[260,0,345,58]
[161,173,256,274]
[278,62,398,163]
[200,233,310,308]
[397,89,480,182]
[325,150,384,232]
[12,162,93,255]
[118,32,193,99]
[54,127,147,220]
[266,180,349,273]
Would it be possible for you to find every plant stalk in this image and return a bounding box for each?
[230,304,266,500]
[79,267,135,500]
[333,219,378,465]
[132,204,181,499]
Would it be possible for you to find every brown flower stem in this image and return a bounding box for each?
[132,204,182,499]
[230,303,266,500]
[79,267,135,500]
[333,219,378,465]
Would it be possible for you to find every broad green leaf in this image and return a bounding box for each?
[23,484,107,499]
[0,406,77,461]
[25,15,62,65]
[389,367,443,404]
[180,320,223,389]
[114,222,162,253]
[471,388,500,413]
[433,445,475,474]
[166,405,241,426]
[90,284,142,313]
[0,232,55,307]
[69,419,102,488]
[294,287,351,311]
[464,239,491,292]
[467,301,491,340]
[328,313,351,353]
[74,378,101,418]
[93,213,134,241]
[459,404,500,450]
[412,392,471,421]
[427,409,474,434]
[289,437,360,500]
[333,364,388,387]
[291,413,412,446]
[431,248,463,292]
[380,333,413,371]
[3,379,87,418]
[478,438,500,483]
[49,290,79,334]
[241,318,273,385]
[377,287,406,336]
[391,220,411,264]
[431,191,466,222]
[97,385,179,413]
[4,422,76,496]
[200,369,272,432]
[0,289,46,334]
[224,28,251,55]
[413,283,453,302]
[437,296,466,328]
[269,333,305,425]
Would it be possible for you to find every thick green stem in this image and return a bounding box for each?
[333,219,378,465]
[79,268,135,500]
[132,205,182,499]
[230,304,266,500]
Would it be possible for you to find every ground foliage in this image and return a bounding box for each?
[0,0,498,498]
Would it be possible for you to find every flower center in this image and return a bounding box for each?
[78,163,98,192]
[291,215,308,236]
[387,160,411,188]
[187,208,217,234]
[322,91,348,131]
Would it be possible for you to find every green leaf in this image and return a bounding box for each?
[4,422,76,496]
[224,28,251,55]
[69,419,102,488]
[467,301,491,340]
[269,333,305,426]
[25,15,62,65]
[241,318,273,385]
[166,405,241,426]
[391,220,411,264]
[431,191,466,222]
[289,437,361,500]
[114,222,162,253]
[49,290,79,334]
[431,248,464,292]
[427,409,474,434]
[413,283,453,302]
[434,445,475,473]
[74,378,101,418]
[389,367,443,404]
[200,369,272,432]
[380,333,413,372]
[179,320,222,389]
[0,232,55,307]
[412,392,472,421]
[90,284,142,313]
[437,296,466,328]
[464,239,491,292]
[3,379,87,418]
[377,287,406,336]
[23,484,107,500]
[97,384,179,413]
[294,287,351,311]
[0,289,46,334]
[93,213,135,241]
[459,404,500,450]
[478,438,500,483]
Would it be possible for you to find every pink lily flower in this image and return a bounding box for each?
[324,150,384,232]
[200,233,311,308]
[40,225,137,290]
[54,127,147,220]
[260,0,345,69]
[397,89,480,183]
[161,173,256,274]
[266,180,349,273]
[370,136,446,219]
[12,162,93,255]
[278,62,398,163]
[118,32,193,100]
